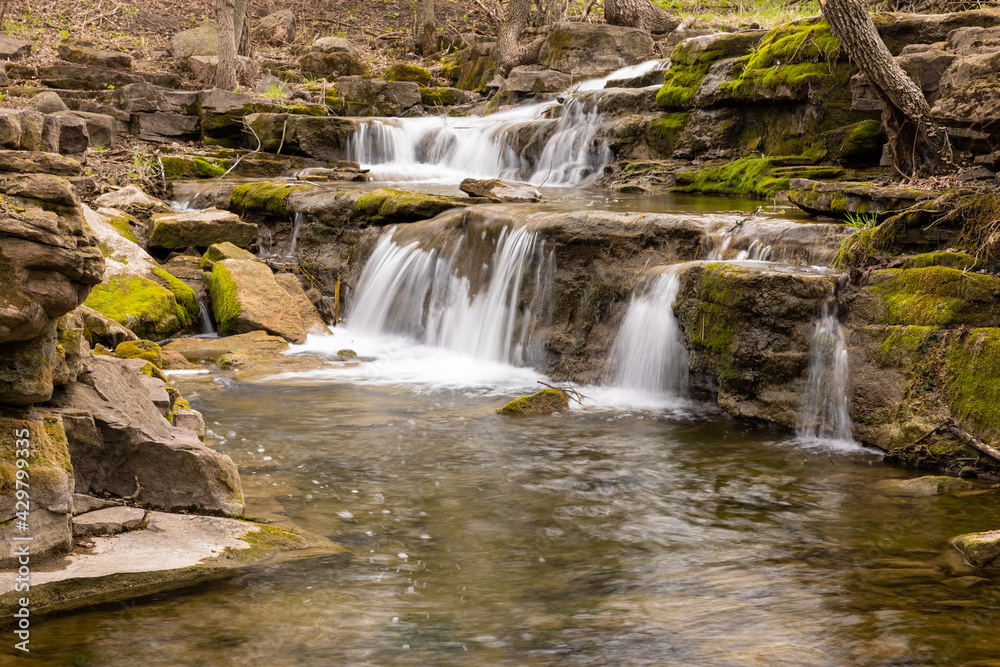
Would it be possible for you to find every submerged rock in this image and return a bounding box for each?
[498,389,569,415]
[875,476,974,497]
[460,177,541,202]
[952,531,1000,568]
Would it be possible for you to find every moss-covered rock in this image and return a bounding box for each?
[899,251,977,270]
[674,157,785,198]
[850,266,1000,327]
[354,188,468,225]
[83,274,191,340]
[152,267,199,323]
[161,155,230,179]
[229,181,311,218]
[200,241,258,270]
[823,120,886,166]
[951,531,1000,568]
[206,259,305,342]
[385,63,432,85]
[497,388,569,415]
[647,112,690,157]
[419,86,468,106]
[114,339,163,367]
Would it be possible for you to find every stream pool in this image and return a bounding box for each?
[19,354,1000,666]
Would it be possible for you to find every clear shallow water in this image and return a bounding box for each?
[17,361,1000,666]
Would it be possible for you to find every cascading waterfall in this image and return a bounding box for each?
[797,302,853,443]
[288,212,306,256]
[611,266,689,396]
[346,61,665,186]
[198,298,216,336]
[348,225,552,366]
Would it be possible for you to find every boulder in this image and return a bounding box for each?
[30,91,69,114]
[53,114,90,156]
[447,41,497,92]
[257,9,296,46]
[875,475,974,497]
[460,177,541,202]
[0,150,82,177]
[55,110,117,148]
[94,184,171,212]
[129,112,201,143]
[149,208,258,250]
[0,35,31,59]
[538,22,654,77]
[418,86,473,106]
[273,272,329,334]
[200,241,258,270]
[788,179,935,219]
[330,77,421,116]
[384,63,432,85]
[497,389,569,415]
[56,39,133,69]
[298,38,365,79]
[0,415,74,567]
[170,24,219,60]
[951,531,1000,568]
[245,113,358,161]
[46,355,244,516]
[206,259,306,342]
[112,83,198,114]
[72,506,147,537]
[163,329,289,363]
[38,64,145,91]
[503,66,571,94]
[173,408,206,439]
[77,305,140,349]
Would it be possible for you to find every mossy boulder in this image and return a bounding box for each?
[537,22,653,77]
[200,241,258,270]
[419,86,469,106]
[789,180,934,219]
[228,181,312,218]
[115,339,162,367]
[385,63,432,85]
[823,120,886,166]
[951,531,1000,568]
[849,266,1000,327]
[160,155,230,179]
[447,41,497,92]
[83,274,191,340]
[149,208,258,251]
[206,259,305,342]
[875,475,974,497]
[354,188,469,225]
[674,157,787,198]
[497,388,569,415]
[898,251,976,270]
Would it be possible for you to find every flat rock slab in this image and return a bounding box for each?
[150,208,258,250]
[0,512,350,622]
[72,493,125,516]
[72,506,148,537]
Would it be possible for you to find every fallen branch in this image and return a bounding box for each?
[122,476,142,500]
[902,418,1000,465]
[219,118,261,179]
[537,380,588,405]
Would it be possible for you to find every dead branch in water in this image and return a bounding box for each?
[537,380,588,405]
[902,419,1000,465]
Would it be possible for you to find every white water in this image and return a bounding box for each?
[288,212,306,256]
[611,266,689,399]
[797,302,854,446]
[198,299,216,336]
[347,225,551,366]
[347,61,663,186]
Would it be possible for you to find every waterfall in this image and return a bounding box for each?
[345,61,664,186]
[288,212,306,257]
[611,267,689,396]
[797,302,853,443]
[348,224,552,365]
[198,298,216,336]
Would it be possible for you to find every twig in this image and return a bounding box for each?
[537,380,588,404]
[219,117,262,179]
[276,118,288,155]
[122,476,142,500]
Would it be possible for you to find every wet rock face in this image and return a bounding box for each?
[0,173,104,405]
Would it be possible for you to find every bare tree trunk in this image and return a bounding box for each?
[604,0,679,34]
[497,0,531,76]
[542,0,568,25]
[235,0,251,57]
[417,0,437,55]
[216,0,238,90]
[819,0,953,176]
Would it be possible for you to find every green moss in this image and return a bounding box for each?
[229,182,308,218]
[106,215,140,244]
[744,18,840,70]
[944,329,1000,437]
[420,86,458,106]
[647,112,689,157]
[0,416,72,485]
[900,252,977,270]
[865,267,1000,327]
[160,156,229,180]
[674,157,783,198]
[152,267,198,323]
[497,389,568,415]
[285,104,329,116]
[656,63,709,109]
[206,262,242,335]
[201,242,256,270]
[354,188,464,225]
[385,63,432,85]
[115,339,163,366]
[83,274,188,340]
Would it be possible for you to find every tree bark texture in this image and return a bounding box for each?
[417,0,437,55]
[604,0,679,34]
[216,0,238,90]
[235,0,251,57]
[497,0,532,75]
[819,0,953,176]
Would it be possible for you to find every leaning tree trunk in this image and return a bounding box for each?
[604,0,680,34]
[819,0,953,176]
[417,0,437,55]
[497,0,532,76]
[216,0,238,90]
